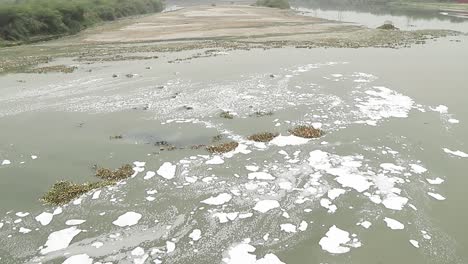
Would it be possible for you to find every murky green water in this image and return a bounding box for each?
[1,7,468,264]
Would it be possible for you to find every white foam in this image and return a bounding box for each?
[245,165,259,172]
[448,118,459,124]
[319,225,360,254]
[40,226,81,254]
[223,243,285,264]
[335,174,371,193]
[320,198,337,213]
[327,188,346,200]
[426,177,444,185]
[133,161,146,167]
[253,200,280,213]
[308,150,372,193]
[238,213,253,219]
[112,212,142,227]
[443,148,468,158]
[189,229,202,241]
[357,221,372,229]
[16,212,29,217]
[92,190,101,200]
[278,181,293,190]
[62,254,93,264]
[270,135,310,147]
[382,195,408,211]
[410,164,427,174]
[380,163,405,173]
[201,193,232,205]
[143,171,156,180]
[409,240,420,248]
[1,160,11,165]
[65,219,86,226]
[431,105,448,113]
[206,156,225,165]
[166,241,176,253]
[298,221,308,231]
[357,86,414,123]
[428,192,446,201]
[92,242,103,248]
[19,227,31,234]
[157,162,176,179]
[280,223,297,233]
[132,247,145,256]
[383,217,404,230]
[248,172,275,180]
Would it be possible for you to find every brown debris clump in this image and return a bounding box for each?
[220,111,234,119]
[289,125,323,138]
[41,180,113,205]
[95,164,134,181]
[248,132,278,142]
[41,164,135,205]
[29,65,77,74]
[206,141,239,153]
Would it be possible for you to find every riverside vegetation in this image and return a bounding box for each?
[0,0,164,45]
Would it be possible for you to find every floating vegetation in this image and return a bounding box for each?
[377,21,399,30]
[41,180,112,205]
[28,65,77,74]
[95,164,134,181]
[42,164,135,205]
[154,141,177,151]
[110,135,123,140]
[289,125,323,138]
[220,111,234,119]
[251,110,274,117]
[248,132,278,142]
[212,134,223,142]
[191,144,206,150]
[77,55,159,62]
[206,141,238,154]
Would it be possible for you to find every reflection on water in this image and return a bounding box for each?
[292,0,468,32]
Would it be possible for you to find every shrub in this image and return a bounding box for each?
[0,0,164,41]
[248,132,278,142]
[256,0,290,9]
[289,125,323,138]
[206,141,239,153]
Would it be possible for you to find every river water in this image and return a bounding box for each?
[0,3,468,264]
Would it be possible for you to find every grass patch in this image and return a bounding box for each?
[42,164,134,205]
[28,65,77,73]
[251,111,274,117]
[256,0,290,9]
[41,180,113,205]
[220,111,234,119]
[377,23,399,30]
[289,125,323,138]
[95,164,133,181]
[248,132,278,142]
[206,141,239,154]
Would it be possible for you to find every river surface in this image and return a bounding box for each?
[1,4,468,264]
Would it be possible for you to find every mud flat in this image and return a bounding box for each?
[0,5,459,73]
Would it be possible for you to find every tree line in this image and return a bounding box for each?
[0,0,164,42]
